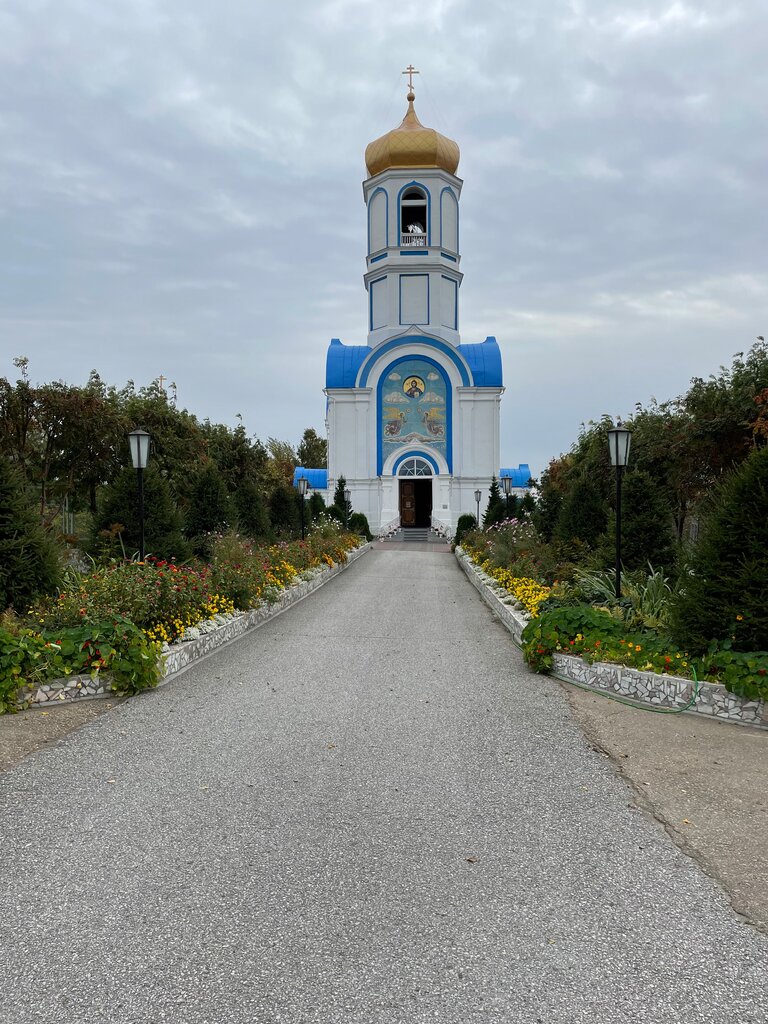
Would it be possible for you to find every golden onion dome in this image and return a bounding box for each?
[365,90,460,178]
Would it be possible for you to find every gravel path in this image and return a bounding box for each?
[2,547,767,1023]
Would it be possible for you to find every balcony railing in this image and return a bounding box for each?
[400,232,427,247]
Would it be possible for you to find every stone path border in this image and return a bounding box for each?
[18,543,373,710]
[455,546,768,730]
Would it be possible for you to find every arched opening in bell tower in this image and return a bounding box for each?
[400,187,427,246]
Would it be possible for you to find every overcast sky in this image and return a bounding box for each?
[1,0,766,478]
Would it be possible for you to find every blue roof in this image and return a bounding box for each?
[293,468,328,490]
[457,336,503,387]
[500,465,532,488]
[326,338,371,389]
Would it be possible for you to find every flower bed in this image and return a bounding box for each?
[455,546,768,729]
[2,531,362,714]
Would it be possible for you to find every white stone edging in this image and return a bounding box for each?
[20,542,373,709]
[455,546,768,730]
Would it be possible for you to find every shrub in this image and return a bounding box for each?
[0,456,61,612]
[269,482,299,536]
[1,617,162,711]
[454,514,477,547]
[670,445,768,653]
[348,512,372,540]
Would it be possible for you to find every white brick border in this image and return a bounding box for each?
[456,546,767,730]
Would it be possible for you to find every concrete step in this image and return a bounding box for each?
[402,528,430,541]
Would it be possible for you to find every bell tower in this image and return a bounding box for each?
[363,73,463,347]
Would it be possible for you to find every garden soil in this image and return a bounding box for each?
[2,685,766,935]
[565,683,768,933]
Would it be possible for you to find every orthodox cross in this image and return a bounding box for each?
[158,374,166,390]
[402,64,419,92]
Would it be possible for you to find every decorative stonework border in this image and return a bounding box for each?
[455,546,768,730]
[19,543,373,709]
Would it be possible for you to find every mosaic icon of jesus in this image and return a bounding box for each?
[403,376,425,398]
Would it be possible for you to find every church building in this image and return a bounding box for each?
[296,73,529,535]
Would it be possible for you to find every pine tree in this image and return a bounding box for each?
[307,491,326,522]
[233,479,271,540]
[554,475,606,548]
[483,476,506,528]
[0,456,61,611]
[332,475,353,525]
[269,481,299,537]
[91,464,190,561]
[671,445,768,653]
[607,469,676,572]
[186,463,233,543]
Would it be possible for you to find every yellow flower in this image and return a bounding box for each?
[736,614,744,621]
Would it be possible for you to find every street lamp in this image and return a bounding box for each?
[474,488,482,527]
[607,422,632,600]
[127,428,151,561]
[297,475,308,541]
[502,474,512,518]
[343,487,351,530]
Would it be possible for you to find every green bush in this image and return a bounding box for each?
[0,456,61,612]
[671,445,768,653]
[348,512,372,540]
[454,514,477,547]
[0,617,162,711]
[233,479,271,540]
[554,476,606,548]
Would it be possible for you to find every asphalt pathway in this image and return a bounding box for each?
[2,548,767,1023]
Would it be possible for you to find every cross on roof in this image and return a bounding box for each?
[402,64,419,92]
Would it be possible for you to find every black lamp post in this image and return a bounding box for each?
[343,487,351,530]
[502,474,512,518]
[297,475,308,540]
[607,423,632,600]
[127,428,151,561]
[474,488,482,527]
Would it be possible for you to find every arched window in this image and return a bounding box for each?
[400,187,427,247]
[397,457,433,477]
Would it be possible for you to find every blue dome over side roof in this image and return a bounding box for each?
[456,336,503,387]
[326,338,371,389]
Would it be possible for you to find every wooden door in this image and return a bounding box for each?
[400,481,416,526]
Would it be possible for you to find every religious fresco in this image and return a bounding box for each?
[380,358,448,466]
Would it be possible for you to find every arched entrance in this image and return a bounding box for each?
[398,457,433,527]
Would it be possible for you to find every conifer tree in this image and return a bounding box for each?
[0,456,61,611]
[553,475,606,548]
[332,475,353,525]
[91,464,189,561]
[671,445,768,652]
[606,469,676,572]
[186,464,233,540]
[483,476,506,528]
[233,479,271,540]
[269,481,299,536]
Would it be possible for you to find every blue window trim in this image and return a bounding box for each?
[398,273,429,326]
[370,252,387,264]
[369,276,386,332]
[439,186,458,252]
[397,180,431,245]
[392,451,440,476]
[440,252,457,262]
[399,250,425,256]
[377,353,452,475]
[358,334,471,387]
[441,275,458,331]
[367,187,389,254]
